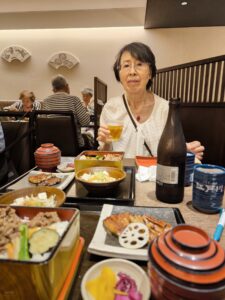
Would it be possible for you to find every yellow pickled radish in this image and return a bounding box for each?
[6,243,14,259]
[86,266,116,300]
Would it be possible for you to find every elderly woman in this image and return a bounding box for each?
[81,87,94,116]
[97,42,204,159]
[4,90,41,112]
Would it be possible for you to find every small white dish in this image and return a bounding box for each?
[81,258,150,300]
[57,162,74,173]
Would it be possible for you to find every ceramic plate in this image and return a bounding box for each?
[7,171,74,191]
[88,204,180,261]
[81,258,150,300]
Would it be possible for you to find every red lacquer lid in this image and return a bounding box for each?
[148,224,225,285]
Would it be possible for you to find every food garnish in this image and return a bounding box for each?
[80,170,116,183]
[103,212,172,246]
[29,228,59,255]
[85,267,142,300]
[119,223,149,249]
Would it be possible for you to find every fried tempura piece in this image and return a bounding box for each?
[103,212,131,236]
[103,212,172,241]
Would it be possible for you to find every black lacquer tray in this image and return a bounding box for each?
[67,206,185,300]
[64,166,135,207]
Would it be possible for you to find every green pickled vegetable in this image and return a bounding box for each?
[19,224,30,261]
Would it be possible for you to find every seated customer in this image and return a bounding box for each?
[97,42,204,159]
[4,90,41,112]
[81,87,94,116]
[43,75,91,149]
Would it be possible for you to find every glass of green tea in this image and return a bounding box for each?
[107,121,123,142]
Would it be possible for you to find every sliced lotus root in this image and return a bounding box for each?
[118,222,149,249]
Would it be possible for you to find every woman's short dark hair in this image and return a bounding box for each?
[113,42,157,90]
[19,90,36,102]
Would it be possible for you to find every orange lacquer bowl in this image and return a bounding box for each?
[148,224,225,300]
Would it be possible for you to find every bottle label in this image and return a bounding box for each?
[156,164,179,184]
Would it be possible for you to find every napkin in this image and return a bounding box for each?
[136,165,157,182]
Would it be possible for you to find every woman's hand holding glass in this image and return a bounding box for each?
[97,121,123,144]
[97,125,112,145]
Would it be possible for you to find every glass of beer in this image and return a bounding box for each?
[107,121,123,142]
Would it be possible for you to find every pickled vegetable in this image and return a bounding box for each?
[29,228,59,255]
[86,266,116,300]
[19,224,30,260]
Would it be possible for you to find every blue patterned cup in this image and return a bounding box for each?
[185,152,195,186]
[192,164,225,213]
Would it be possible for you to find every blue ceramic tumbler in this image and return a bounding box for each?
[192,164,225,213]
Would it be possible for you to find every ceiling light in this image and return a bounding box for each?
[181,1,188,5]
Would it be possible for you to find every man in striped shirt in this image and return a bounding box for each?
[43,75,90,148]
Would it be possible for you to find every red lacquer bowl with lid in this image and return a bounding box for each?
[34,143,61,172]
[148,224,225,300]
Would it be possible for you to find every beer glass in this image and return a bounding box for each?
[107,121,123,142]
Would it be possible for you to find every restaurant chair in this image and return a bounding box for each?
[32,110,80,157]
[1,120,33,177]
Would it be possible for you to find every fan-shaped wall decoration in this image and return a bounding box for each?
[48,52,80,70]
[1,46,31,62]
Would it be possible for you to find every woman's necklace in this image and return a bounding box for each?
[128,92,154,123]
[128,100,143,120]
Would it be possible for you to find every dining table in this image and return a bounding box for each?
[64,159,225,300]
[0,158,224,300]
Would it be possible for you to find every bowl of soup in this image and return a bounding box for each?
[75,166,126,194]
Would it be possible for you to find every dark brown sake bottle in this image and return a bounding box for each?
[156,98,186,203]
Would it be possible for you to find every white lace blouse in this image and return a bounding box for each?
[99,94,169,158]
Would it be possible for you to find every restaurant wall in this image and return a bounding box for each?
[0,26,225,100]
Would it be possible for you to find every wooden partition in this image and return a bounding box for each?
[152,55,225,166]
[153,55,225,104]
[180,103,225,166]
[93,76,107,147]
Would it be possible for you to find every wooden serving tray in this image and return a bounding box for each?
[64,166,136,207]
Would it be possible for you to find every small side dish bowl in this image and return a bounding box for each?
[0,186,66,207]
[81,258,150,300]
[57,162,74,173]
[75,166,126,194]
